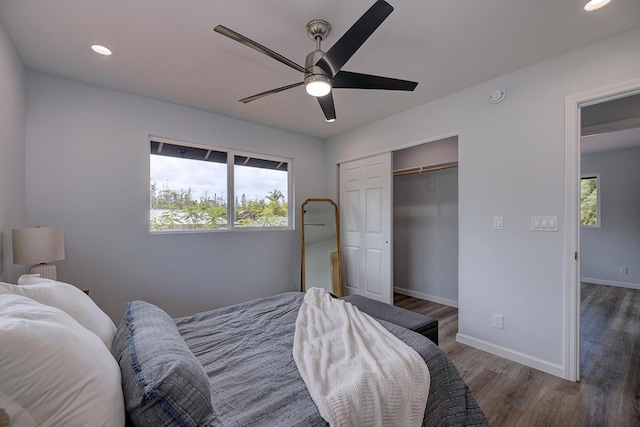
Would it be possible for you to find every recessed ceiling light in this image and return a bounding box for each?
[91,44,112,56]
[584,0,612,12]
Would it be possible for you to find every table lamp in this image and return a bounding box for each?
[12,226,65,280]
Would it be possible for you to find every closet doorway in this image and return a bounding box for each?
[392,136,459,307]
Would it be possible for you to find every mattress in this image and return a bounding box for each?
[174,292,488,426]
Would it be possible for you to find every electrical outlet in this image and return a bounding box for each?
[493,314,504,329]
[620,266,628,275]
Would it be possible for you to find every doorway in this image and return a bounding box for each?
[337,135,459,307]
[564,78,640,381]
[392,136,459,307]
[578,93,640,387]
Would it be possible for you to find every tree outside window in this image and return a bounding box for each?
[580,175,599,227]
[149,139,291,232]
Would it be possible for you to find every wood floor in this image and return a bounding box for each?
[395,283,640,427]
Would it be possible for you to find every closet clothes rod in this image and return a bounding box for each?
[393,163,458,177]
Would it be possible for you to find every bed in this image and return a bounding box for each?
[0,277,488,427]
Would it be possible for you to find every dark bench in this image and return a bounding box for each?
[343,294,439,345]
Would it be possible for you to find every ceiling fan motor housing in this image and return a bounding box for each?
[305,49,330,80]
[304,49,332,96]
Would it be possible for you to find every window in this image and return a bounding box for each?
[149,138,291,232]
[580,174,599,227]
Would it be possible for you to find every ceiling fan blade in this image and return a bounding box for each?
[214,25,307,74]
[332,71,418,91]
[316,0,393,77]
[317,92,336,122]
[239,82,304,103]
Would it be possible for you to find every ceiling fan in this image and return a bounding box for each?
[214,0,418,123]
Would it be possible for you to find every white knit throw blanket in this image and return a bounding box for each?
[293,288,430,427]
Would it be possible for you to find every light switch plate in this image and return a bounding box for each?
[532,216,558,231]
[494,216,504,230]
[427,174,435,191]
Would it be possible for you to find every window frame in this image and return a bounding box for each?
[149,136,293,233]
[580,173,600,228]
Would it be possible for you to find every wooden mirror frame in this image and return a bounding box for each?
[301,198,342,296]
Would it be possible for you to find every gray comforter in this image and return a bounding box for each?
[175,292,488,426]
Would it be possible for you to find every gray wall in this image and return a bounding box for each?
[325,28,640,375]
[394,167,458,306]
[25,71,326,320]
[581,146,640,287]
[0,20,26,283]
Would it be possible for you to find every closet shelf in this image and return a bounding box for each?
[393,162,458,177]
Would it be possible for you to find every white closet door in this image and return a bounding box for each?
[340,152,393,304]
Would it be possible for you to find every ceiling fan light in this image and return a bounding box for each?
[305,75,332,97]
[584,0,612,11]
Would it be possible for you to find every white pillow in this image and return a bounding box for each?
[1,275,116,349]
[0,294,125,427]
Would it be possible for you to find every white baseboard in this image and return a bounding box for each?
[394,287,458,308]
[456,333,565,379]
[581,277,640,291]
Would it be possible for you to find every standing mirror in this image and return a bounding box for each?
[301,198,342,296]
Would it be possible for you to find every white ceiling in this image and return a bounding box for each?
[1,0,639,139]
[581,127,640,154]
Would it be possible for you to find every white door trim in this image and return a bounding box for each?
[564,77,640,381]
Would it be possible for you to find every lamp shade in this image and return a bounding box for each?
[12,226,65,265]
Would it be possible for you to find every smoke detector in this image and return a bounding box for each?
[489,88,506,104]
